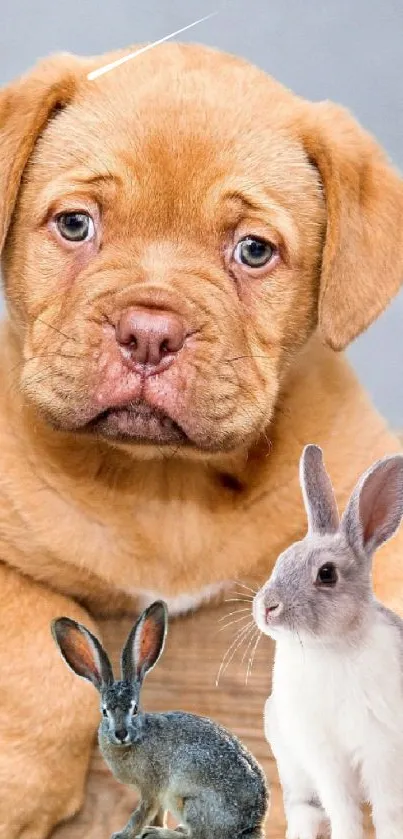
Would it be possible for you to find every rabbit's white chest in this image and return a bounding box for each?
[268,620,403,776]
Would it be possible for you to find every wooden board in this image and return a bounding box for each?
[53,599,375,838]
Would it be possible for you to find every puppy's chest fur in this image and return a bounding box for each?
[0,448,281,614]
[268,617,403,777]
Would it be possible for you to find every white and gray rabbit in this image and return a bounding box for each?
[52,600,269,839]
[253,444,403,839]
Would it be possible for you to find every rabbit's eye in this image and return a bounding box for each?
[102,708,108,717]
[316,563,338,586]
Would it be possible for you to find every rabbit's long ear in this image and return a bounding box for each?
[300,444,340,535]
[121,601,168,685]
[341,455,403,558]
[51,618,114,692]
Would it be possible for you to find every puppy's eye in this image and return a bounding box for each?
[55,212,94,242]
[102,708,108,717]
[233,236,275,268]
[316,563,338,587]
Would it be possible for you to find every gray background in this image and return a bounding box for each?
[1,0,402,426]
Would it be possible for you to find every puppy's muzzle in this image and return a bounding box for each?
[116,306,186,376]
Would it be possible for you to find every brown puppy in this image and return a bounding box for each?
[0,43,402,837]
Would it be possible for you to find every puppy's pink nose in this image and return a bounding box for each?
[116,308,185,370]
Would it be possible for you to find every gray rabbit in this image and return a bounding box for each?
[253,444,403,839]
[52,601,269,839]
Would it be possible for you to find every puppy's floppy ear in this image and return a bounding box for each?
[0,53,87,252]
[300,101,403,350]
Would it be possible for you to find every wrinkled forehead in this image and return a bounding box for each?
[29,57,319,231]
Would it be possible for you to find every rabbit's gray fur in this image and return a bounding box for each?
[52,601,268,839]
[254,445,403,839]
[255,446,403,644]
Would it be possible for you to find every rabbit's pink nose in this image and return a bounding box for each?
[265,602,283,621]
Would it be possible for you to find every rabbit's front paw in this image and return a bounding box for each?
[285,801,325,839]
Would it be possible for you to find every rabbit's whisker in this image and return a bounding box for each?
[220,620,253,657]
[230,589,256,602]
[220,623,256,680]
[246,631,262,685]
[295,625,304,653]
[241,626,259,665]
[216,621,255,685]
[218,613,251,632]
[218,608,251,622]
[216,626,250,685]
[225,596,254,604]
[216,621,254,682]
[232,579,258,594]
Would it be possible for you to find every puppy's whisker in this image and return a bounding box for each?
[36,317,78,344]
[224,355,272,363]
[216,621,255,686]
[20,370,54,391]
[8,352,85,378]
[12,360,81,398]
[246,631,262,685]
[88,11,218,80]
[21,356,84,383]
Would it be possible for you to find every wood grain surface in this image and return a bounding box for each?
[53,598,375,838]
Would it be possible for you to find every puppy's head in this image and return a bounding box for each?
[1,45,402,457]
